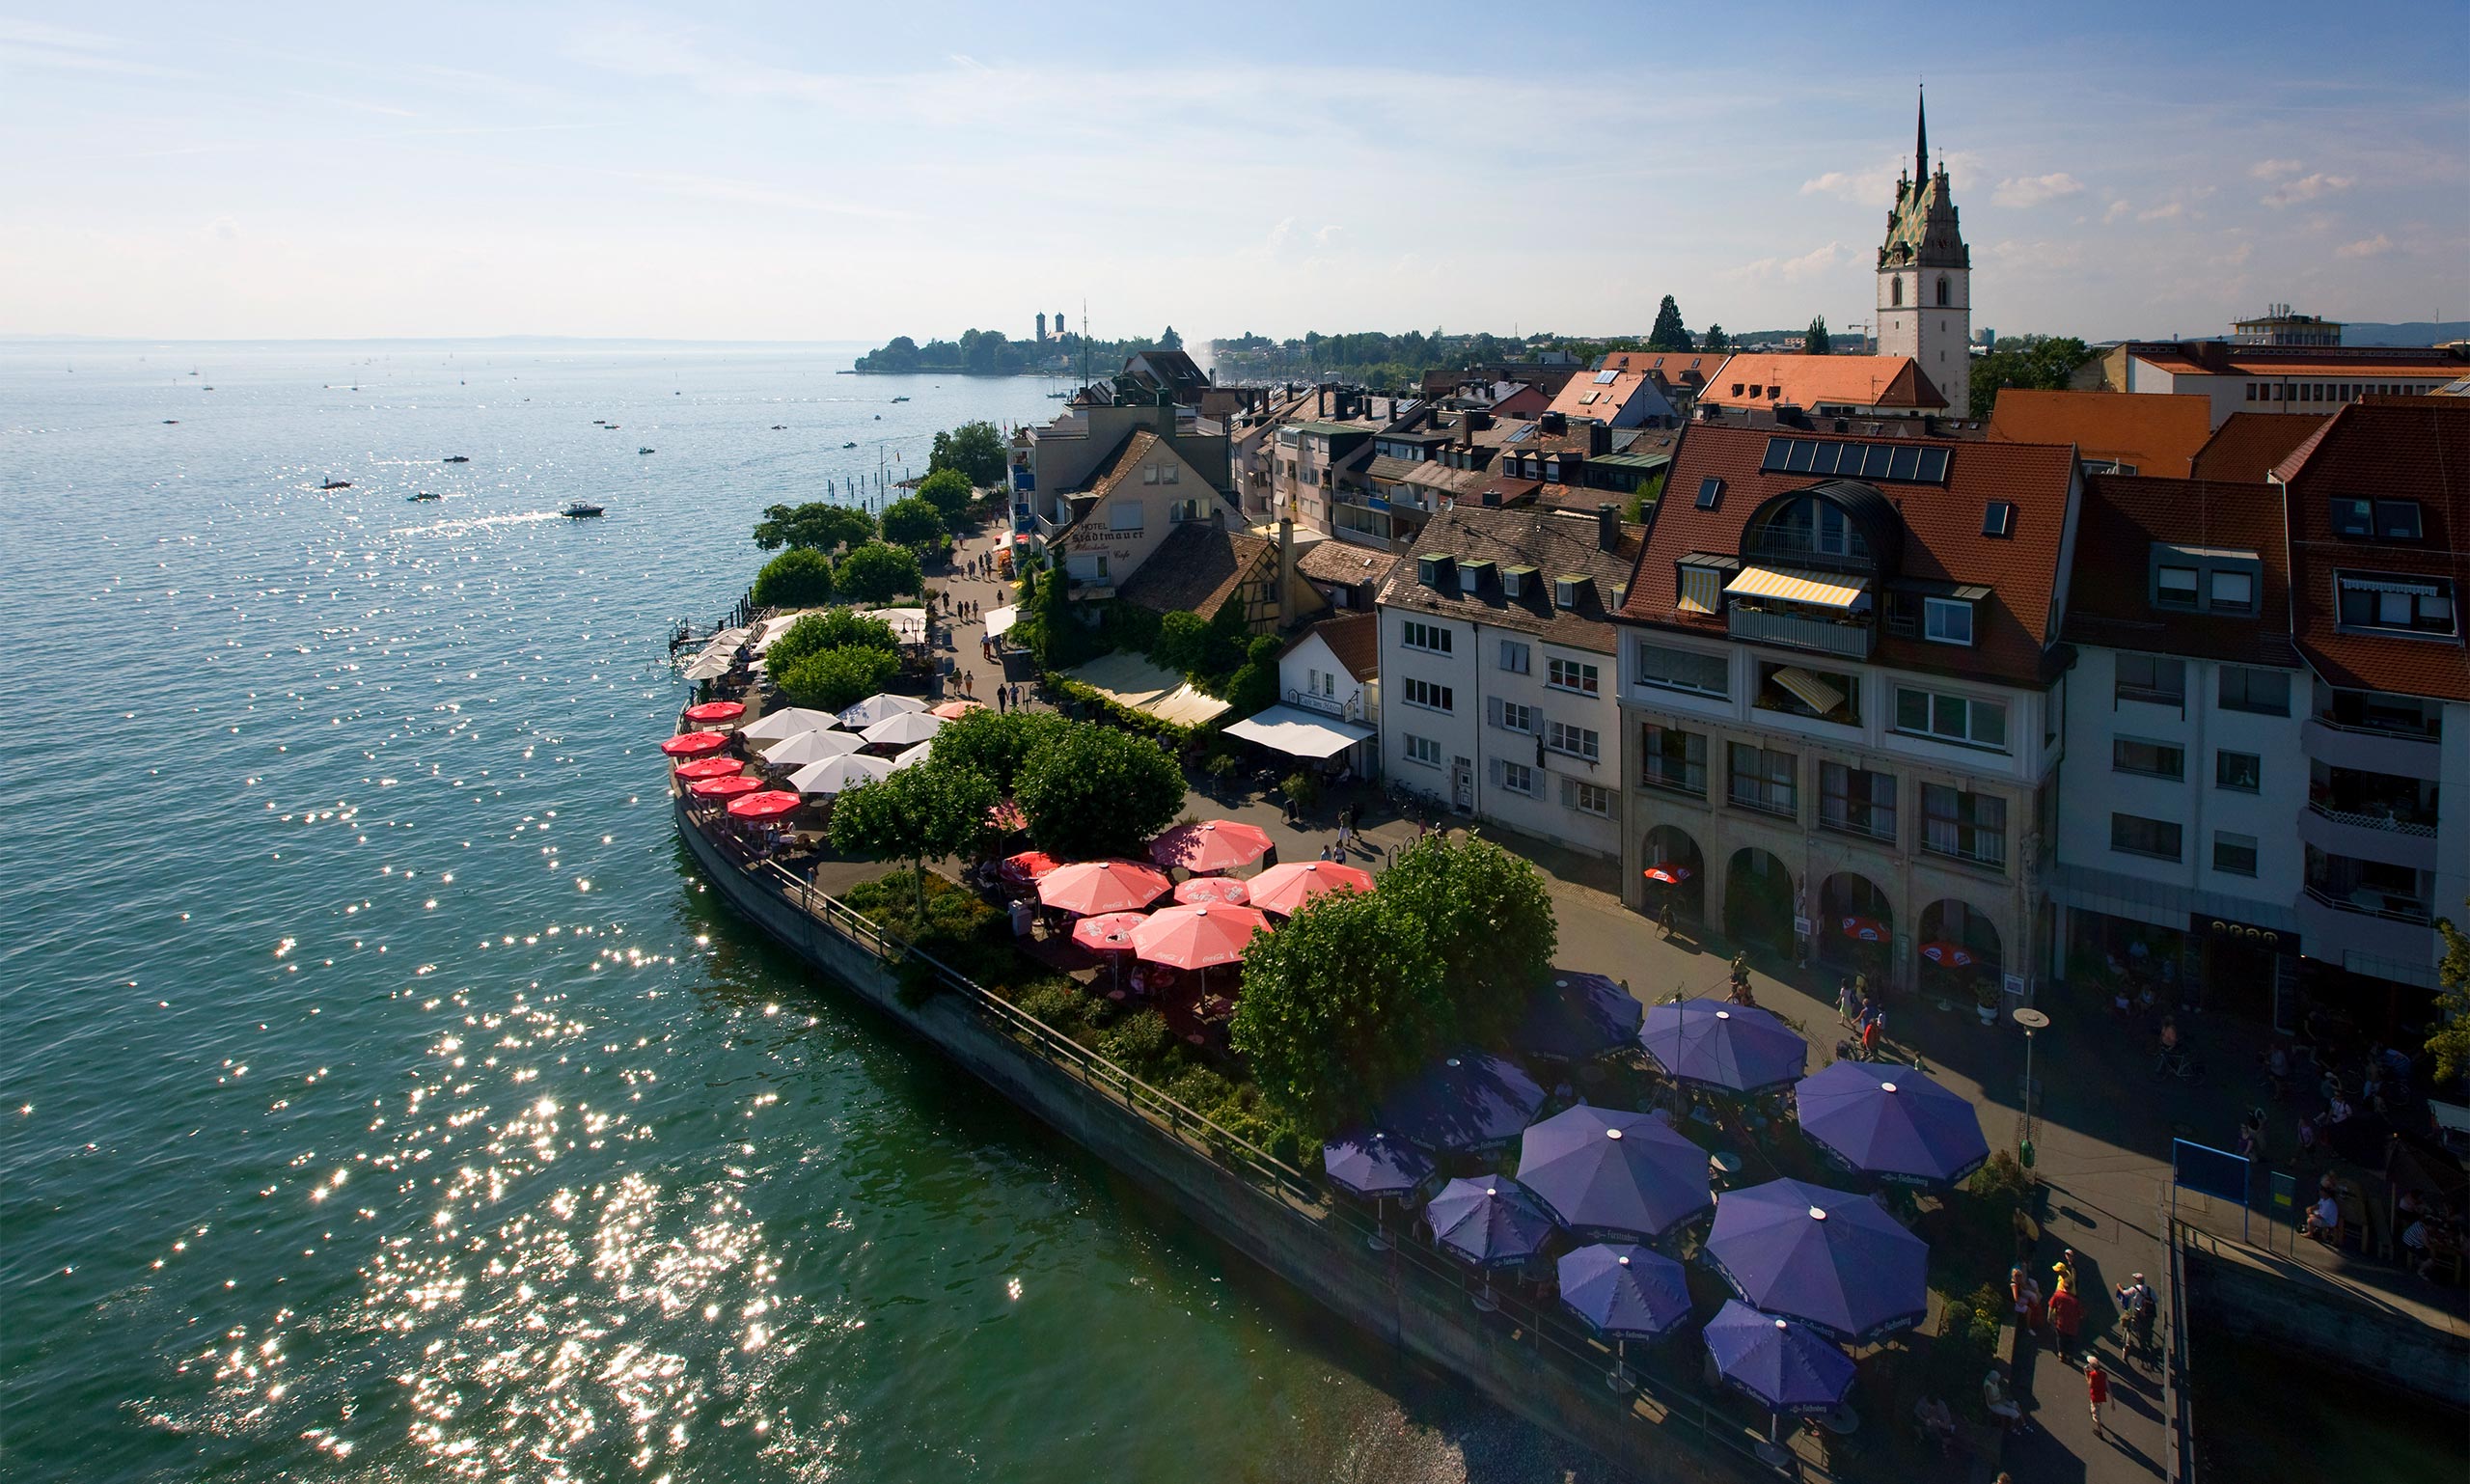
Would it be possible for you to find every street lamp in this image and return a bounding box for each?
[2012,1006,2049,1166]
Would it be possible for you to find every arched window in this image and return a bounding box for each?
[1935,276,1951,307]
[1891,277,1904,308]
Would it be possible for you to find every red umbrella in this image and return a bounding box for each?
[690,774,764,800]
[1839,916,1889,944]
[1175,875,1250,906]
[986,800,1029,834]
[1149,819,1275,874]
[1918,941,1977,969]
[1131,904,1272,970]
[1000,849,1060,883]
[1642,863,1694,885]
[673,756,747,781]
[1070,911,1149,952]
[683,701,746,724]
[1246,860,1373,917]
[727,789,803,820]
[1039,860,1172,916]
[931,699,986,720]
[660,729,730,757]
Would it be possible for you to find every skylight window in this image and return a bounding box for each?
[1696,477,1724,509]
[1983,502,2017,537]
[1594,370,1620,385]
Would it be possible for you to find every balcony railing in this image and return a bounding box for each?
[1639,761,1707,798]
[1819,809,1897,844]
[1727,783,1797,819]
[2307,800,2439,838]
[1922,836,2006,872]
[1727,605,1874,659]
[2304,883,2432,925]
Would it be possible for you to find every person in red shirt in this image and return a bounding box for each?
[2046,1282,2083,1365]
[2085,1360,2110,1438]
[1859,1016,1881,1059]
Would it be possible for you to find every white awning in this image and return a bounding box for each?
[984,604,1021,639]
[1770,666,1847,716]
[1725,564,1869,609]
[1222,704,1376,759]
[866,606,929,642]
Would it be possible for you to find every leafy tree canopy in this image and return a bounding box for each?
[926,708,1069,796]
[1014,724,1184,861]
[1805,316,1833,354]
[766,607,899,673]
[830,763,1000,911]
[1231,890,1450,1132]
[1647,295,1694,351]
[1151,611,1211,677]
[751,547,834,609]
[835,542,924,604]
[916,467,976,528]
[2429,909,2470,1086]
[755,501,876,554]
[1377,833,1557,1048]
[776,644,899,714]
[1968,335,2092,420]
[880,496,947,550]
[928,421,1008,487]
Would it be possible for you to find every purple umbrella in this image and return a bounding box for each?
[1514,971,1645,1060]
[1705,1179,1929,1343]
[1517,1105,1713,1241]
[1557,1242,1691,1340]
[1322,1129,1433,1197]
[1423,1176,1556,1270]
[1702,1300,1856,1416]
[1376,1051,1546,1152]
[1795,1060,1990,1188]
[1638,999,1806,1095]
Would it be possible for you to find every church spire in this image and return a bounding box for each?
[1915,86,1929,182]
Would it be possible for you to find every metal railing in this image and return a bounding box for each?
[2301,883,2433,925]
[673,775,1825,1480]
[1727,605,1875,659]
[2166,1220,2197,1483]
[2305,799,2440,838]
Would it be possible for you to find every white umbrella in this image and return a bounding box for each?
[683,651,732,681]
[763,728,866,767]
[983,604,1020,639]
[741,707,842,744]
[888,740,936,772]
[694,626,747,662]
[866,607,929,644]
[788,753,893,797]
[862,710,946,747]
[837,693,928,728]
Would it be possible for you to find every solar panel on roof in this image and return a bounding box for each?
[1757,436,1952,484]
[1595,370,1619,385]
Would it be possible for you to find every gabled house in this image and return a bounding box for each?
[1986,389,2213,477]
[1548,364,1682,429]
[1696,353,1949,418]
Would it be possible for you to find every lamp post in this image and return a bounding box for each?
[2012,1006,2049,1165]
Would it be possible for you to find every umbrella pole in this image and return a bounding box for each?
[1754,1412,1791,1469]
[1605,1337,1629,1393]
[1471,1271,1497,1313]
[1366,1195,1391,1252]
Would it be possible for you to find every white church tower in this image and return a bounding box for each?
[1876,90,1972,417]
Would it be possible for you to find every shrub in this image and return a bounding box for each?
[1152,611,1211,675]
[752,547,835,608]
[836,542,924,604]
[1101,1009,1174,1066]
[778,644,900,713]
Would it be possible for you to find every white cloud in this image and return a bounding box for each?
[1993,172,2085,208]
[2138,201,2185,222]
[1732,240,1849,283]
[2249,158,2304,179]
[2335,233,2393,259]
[2102,199,2131,224]
[2209,241,2255,269]
[2262,173,2352,207]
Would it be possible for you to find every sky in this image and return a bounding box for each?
[3,1,2464,345]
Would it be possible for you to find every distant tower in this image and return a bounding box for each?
[1037,311,1048,341]
[1876,88,1972,416]
[1055,308,1067,342]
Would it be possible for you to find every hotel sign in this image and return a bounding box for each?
[2190,914,2298,958]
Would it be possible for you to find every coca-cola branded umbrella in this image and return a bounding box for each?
[682,701,746,725]
[1128,903,1271,969]
[1000,849,1060,883]
[1148,819,1274,874]
[659,729,729,757]
[1173,876,1250,906]
[1069,911,1149,953]
[673,756,747,781]
[1244,859,1373,916]
[726,790,803,822]
[1039,860,1172,917]
[689,775,764,800]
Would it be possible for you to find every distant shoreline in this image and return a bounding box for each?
[841,368,1074,377]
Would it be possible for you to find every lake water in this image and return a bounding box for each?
[0,343,1596,1483]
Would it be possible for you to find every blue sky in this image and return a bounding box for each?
[3,1,2462,343]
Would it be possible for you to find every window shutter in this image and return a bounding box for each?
[1488,757,1502,786]
[1560,777,1577,807]
[1488,695,1504,728]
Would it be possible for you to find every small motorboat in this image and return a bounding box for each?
[771,424,786,430]
[593,419,606,425]
[562,500,606,518]
[408,491,441,502]
[841,440,857,449]
[443,454,470,463]
[892,396,910,402]
[638,446,655,454]
[162,419,178,425]
[606,424,620,429]
[873,413,882,420]
[320,479,352,490]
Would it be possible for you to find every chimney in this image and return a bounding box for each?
[1462,407,1491,434]
[1596,503,1620,553]
[1277,514,1297,629]
[1588,422,1610,455]
[1155,386,1176,437]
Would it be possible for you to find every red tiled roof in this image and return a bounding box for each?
[1286,610,1380,680]
[1698,353,1947,412]
[1114,522,1275,620]
[1619,423,2077,687]
[2189,412,2328,483]
[2061,476,2296,668]
[1294,537,1390,589]
[2278,401,2470,701]
[1987,390,2211,478]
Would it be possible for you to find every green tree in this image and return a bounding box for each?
[776,644,899,714]
[1702,324,1731,352]
[835,542,924,604]
[1647,295,1693,351]
[1232,890,1450,1131]
[1015,724,1184,860]
[830,763,1000,915]
[1221,634,1282,718]
[916,467,975,529]
[926,708,1068,795]
[2429,909,2470,1086]
[1027,562,1086,668]
[766,608,900,673]
[751,547,835,608]
[1151,611,1211,676]
[755,501,875,553]
[881,496,946,551]
[1968,335,2092,420]
[929,421,1008,487]
[1378,833,1557,1047]
[1159,325,1183,351]
[1805,316,1833,354]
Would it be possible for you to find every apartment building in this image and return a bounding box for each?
[1377,504,1643,860]
[1615,422,2080,1005]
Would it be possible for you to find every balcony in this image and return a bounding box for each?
[1727,605,1875,660]
[2302,881,2432,927]
[1819,808,1897,845]
[2296,885,2437,967]
[2298,800,2442,872]
[1638,760,1708,799]
[2301,716,2441,779]
[1727,783,1798,820]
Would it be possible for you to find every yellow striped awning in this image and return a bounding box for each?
[1724,564,1869,609]
[1771,666,1847,716]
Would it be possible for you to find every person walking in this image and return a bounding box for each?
[995,685,1007,714]
[1836,977,1856,1026]
[2084,1360,2110,1439]
[2115,1273,2155,1366]
[1659,900,1676,941]
[1859,1015,1881,1060]
[2046,1280,2082,1366]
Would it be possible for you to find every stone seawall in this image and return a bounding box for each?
[2182,1236,2470,1413]
[676,802,1771,1484]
